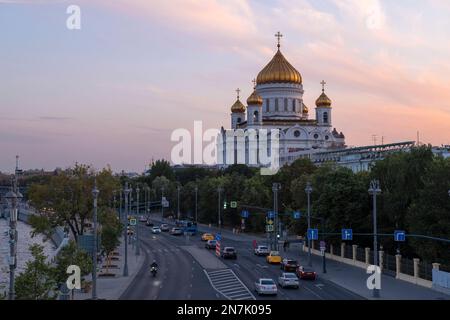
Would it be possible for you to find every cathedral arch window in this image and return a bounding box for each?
[284,98,288,111]
[325,135,329,140]
[314,133,319,139]
[253,111,259,123]
[275,99,279,111]
[293,99,296,112]
[265,99,270,112]
[237,117,242,123]
[294,130,300,138]
[323,112,329,124]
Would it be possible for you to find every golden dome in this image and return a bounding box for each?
[247,89,263,105]
[315,92,332,107]
[231,99,245,113]
[302,103,309,114]
[256,49,302,85]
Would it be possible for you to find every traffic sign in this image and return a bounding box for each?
[342,229,353,241]
[223,201,227,209]
[267,211,275,219]
[215,233,222,241]
[241,210,249,218]
[230,201,237,208]
[267,219,273,225]
[394,230,406,242]
[307,228,318,240]
[266,225,274,232]
[320,240,326,250]
[293,211,301,219]
[129,218,137,226]
[162,197,169,208]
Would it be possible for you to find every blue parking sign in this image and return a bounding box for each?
[394,230,406,242]
[293,211,301,219]
[267,211,275,219]
[241,210,249,218]
[307,228,318,240]
[342,229,353,241]
[215,233,221,241]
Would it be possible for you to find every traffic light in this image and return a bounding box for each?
[223,201,227,209]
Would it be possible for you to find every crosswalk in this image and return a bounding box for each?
[147,248,181,253]
[204,269,255,300]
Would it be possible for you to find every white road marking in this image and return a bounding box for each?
[204,269,255,300]
[302,284,325,300]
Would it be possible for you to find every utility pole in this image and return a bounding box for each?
[123,183,130,276]
[91,179,99,300]
[305,181,313,267]
[369,179,381,298]
[161,187,165,221]
[177,184,181,220]
[272,183,281,251]
[217,187,223,230]
[135,186,140,256]
[194,186,198,223]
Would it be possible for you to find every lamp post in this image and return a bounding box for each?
[217,187,223,230]
[91,179,99,300]
[272,183,281,251]
[177,184,181,220]
[5,185,21,300]
[194,186,198,223]
[161,186,165,221]
[305,181,313,267]
[135,186,140,256]
[368,179,381,298]
[123,183,130,276]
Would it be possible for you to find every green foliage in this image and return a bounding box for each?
[99,208,122,257]
[149,159,175,181]
[53,241,92,284]
[15,244,57,300]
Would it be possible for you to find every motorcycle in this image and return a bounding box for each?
[150,266,158,277]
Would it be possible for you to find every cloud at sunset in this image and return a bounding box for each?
[0,0,449,172]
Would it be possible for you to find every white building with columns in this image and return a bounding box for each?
[218,34,346,167]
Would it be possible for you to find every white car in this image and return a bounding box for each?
[139,215,147,222]
[151,226,161,234]
[278,272,299,288]
[255,278,277,296]
[254,245,270,256]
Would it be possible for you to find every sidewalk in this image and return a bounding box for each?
[73,240,144,300]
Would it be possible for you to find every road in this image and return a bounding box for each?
[120,219,364,300]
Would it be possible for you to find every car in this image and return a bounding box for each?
[296,266,317,280]
[255,278,277,296]
[160,224,170,232]
[145,220,154,227]
[139,215,147,222]
[266,251,282,264]
[278,272,299,288]
[221,247,237,259]
[170,227,183,235]
[205,240,217,249]
[254,245,270,256]
[151,226,161,234]
[280,259,299,272]
[201,233,215,241]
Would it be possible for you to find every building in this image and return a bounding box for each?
[218,34,345,168]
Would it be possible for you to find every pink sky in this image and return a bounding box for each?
[0,0,449,172]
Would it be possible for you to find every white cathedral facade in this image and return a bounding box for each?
[218,35,346,168]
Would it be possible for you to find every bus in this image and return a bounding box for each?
[177,220,198,235]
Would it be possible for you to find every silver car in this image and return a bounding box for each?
[255,278,277,296]
[278,272,299,289]
[254,245,270,256]
[151,226,161,234]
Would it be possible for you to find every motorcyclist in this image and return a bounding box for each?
[150,260,158,270]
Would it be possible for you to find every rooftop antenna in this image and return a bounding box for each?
[416,131,420,146]
[372,134,378,146]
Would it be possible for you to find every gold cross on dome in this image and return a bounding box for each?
[321,80,326,92]
[236,88,241,100]
[275,31,283,48]
[252,78,256,89]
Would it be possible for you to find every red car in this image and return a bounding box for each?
[296,266,317,280]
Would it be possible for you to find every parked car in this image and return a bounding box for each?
[254,245,270,256]
[160,224,170,232]
[255,278,277,296]
[280,259,299,272]
[296,266,317,280]
[170,227,183,236]
[205,240,217,249]
[145,220,154,227]
[221,247,237,259]
[201,233,214,241]
[266,251,282,264]
[278,272,299,288]
[151,226,161,234]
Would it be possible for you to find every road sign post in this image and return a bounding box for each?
[394,230,406,242]
[342,229,353,241]
[307,228,318,240]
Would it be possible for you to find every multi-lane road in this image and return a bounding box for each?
[120,219,364,300]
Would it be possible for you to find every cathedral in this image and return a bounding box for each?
[218,33,346,168]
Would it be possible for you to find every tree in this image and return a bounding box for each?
[99,209,122,274]
[27,164,119,242]
[53,241,92,287]
[15,244,57,300]
[149,159,175,182]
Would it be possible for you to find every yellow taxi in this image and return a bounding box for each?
[201,233,215,241]
[266,251,282,264]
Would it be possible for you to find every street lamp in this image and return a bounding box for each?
[5,186,21,300]
[194,186,198,223]
[272,183,281,251]
[135,186,140,256]
[368,179,381,298]
[177,184,181,220]
[161,186,165,221]
[123,183,130,276]
[91,179,100,300]
[217,187,223,230]
[305,181,313,267]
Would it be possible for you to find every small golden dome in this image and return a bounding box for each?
[302,103,309,114]
[256,49,302,85]
[231,99,246,113]
[247,89,263,105]
[315,92,332,107]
